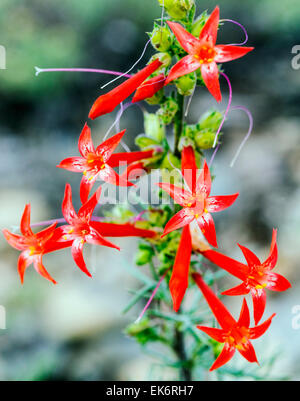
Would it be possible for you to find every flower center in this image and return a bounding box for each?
[248,266,268,289]
[225,326,249,350]
[195,46,215,64]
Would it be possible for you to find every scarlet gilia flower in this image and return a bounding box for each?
[90,221,157,239]
[193,273,275,371]
[2,204,60,284]
[57,123,153,203]
[157,146,239,247]
[169,225,192,312]
[165,6,254,102]
[55,183,120,277]
[132,73,166,103]
[200,229,291,324]
[89,59,162,119]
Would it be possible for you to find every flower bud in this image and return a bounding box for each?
[198,109,223,131]
[149,52,172,70]
[191,11,208,37]
[158,0,195,20]
[150,24,173,52]
[144,111,166,142]
[135,134,159,149]
[135,247,154,266]
[194,129,217,149]
[175,72,197,96]
[161,152,181,171]
[157,97,178,125]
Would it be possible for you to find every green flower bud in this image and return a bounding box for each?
[149,52,172,70]
[135,248,154,266]
[178,134,195,151]
[191,11,208,37]
[150,25,173,52]
[198,109,223,131]
[157,97,178,125]
[144,112,166,142]
[194,129,217,149]
[175,72,197,96]
[161,152,181,170]
[158,0,195,20]
[135,134,159,149]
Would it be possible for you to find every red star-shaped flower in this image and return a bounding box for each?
[2,205,61,284]
[54,183,120,277]
[193,273,275,371]
[200,229,291,324]
[165,6,254,102]
[57,123,153,203]
[157,146,239,247]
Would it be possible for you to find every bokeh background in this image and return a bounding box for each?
[0,0,300,380]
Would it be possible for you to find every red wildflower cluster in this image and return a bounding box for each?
[2,4,290,373]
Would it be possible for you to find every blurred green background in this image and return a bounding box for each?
[0,0,300,380]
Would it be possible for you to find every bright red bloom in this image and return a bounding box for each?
[201,229,291,324]
[55,183,120,277]
[89,59,162,119]
[2,204,61,284]
[132,73,166,103]
[193,273,275,371]
[90,222,157,239]
[57,123,154,203]
[169,225,192,312]
[165,6,254,102]
[157,146,239,247]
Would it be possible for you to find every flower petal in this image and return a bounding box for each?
[237,298,250,328]
[196,160,211,197]
[18,252,33,284]
[167,21,200,54]
[86,227,120,250]
[156,183,192,206]
[165,55,200,85]
[222,282,250,296]
[206,193,239,213]
[238,244,261,267]
[249,313,276,340]
[33,254,57,284]
[56,157,87,173]
[200,62,221,102]
[132,74,166,103]
[237,341,258,364]
[196,213,217,248]
[262,228,278,270]
[20,204,33,237]
[80,175,96,204]
[251,288,267,325]
[96,130,126,162]
[78,123,95,157]
[2,229,26,251]
[35,222,57,243]
[210,343,235,371]
[71,238,92,277]
[169,225,192,311]
[62,183,78,225]
[89,59,162,119]
[197,326,226,343]
[161,208,194,237]
[78,187,102,223]
[214,45,254,63]
[199,6,219,45]
[267,272,291,292]
[181,146,197,194]
[99,164,133,187]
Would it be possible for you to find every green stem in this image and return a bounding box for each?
[174,323,192,381]
[173,92,184,157]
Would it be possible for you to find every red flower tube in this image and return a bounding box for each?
[89,59,162,119]
[132,73,166,103]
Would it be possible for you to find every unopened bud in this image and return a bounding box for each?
[195,129,217,149]
[158,0,195,20]
[144,111,166,142]
[150,25,173,52]
[175,72,197,96]
[191,11,208,37]
[157,97,178,124]
[149,52,172,70]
